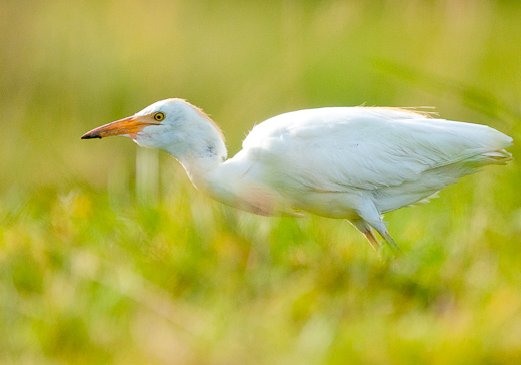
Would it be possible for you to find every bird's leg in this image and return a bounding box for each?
[363,229,380,251]
[349,219,381,251]
[369,223,401,253]
[379,231,401,253]
[356,200,402,253]
[371,220,402,253]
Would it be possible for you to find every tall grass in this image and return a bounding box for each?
[1,1,520,363]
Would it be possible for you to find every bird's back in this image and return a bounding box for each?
[240,107,512,215]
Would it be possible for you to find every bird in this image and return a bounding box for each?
[82,98,513,251]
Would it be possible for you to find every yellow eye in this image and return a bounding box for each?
[153,112,165,121]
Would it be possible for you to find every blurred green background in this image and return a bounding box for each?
[1,1,521,364]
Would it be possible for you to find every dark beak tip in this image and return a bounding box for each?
[81,132,101,139]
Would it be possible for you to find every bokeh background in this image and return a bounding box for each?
[1,1,521,364]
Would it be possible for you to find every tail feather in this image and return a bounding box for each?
[480,149,512,164]
[459,124,512,167]
[465,148,512,167]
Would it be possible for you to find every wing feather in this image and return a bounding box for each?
[242,107,512,193]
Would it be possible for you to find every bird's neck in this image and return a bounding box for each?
[161,111,228,194]
[177,153,225,193]
[177,151,262,214]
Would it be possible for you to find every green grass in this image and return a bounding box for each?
[1,1,521,364]
[2,180,521,364]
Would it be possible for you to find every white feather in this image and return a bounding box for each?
[239,107,511,215]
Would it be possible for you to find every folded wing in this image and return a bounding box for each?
[243,107,512,194]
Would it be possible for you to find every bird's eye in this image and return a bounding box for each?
[153,112,165,121]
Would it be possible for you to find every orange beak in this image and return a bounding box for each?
[81,115,160,139]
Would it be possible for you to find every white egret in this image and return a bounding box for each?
[82,99,512,250]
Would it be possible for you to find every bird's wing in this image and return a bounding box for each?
[242,107,511,192]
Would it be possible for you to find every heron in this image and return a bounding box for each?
[82,98,512,251]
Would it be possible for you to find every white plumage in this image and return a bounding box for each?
[82,99,512,250]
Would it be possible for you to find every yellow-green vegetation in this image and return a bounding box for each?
[1,1,521,364]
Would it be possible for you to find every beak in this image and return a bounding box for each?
[81,115,160,139]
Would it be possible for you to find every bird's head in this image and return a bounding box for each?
[81,98,227,160]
